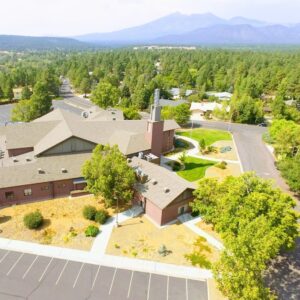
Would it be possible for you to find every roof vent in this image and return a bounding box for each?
[140,173,149,184]
[61,168,68,173]
[152,179,158,185]
[26,157,31,162]
[12,157,18,163]
[38,168,44,174]
[164,187,170,193]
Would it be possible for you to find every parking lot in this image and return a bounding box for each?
[0,249,208,300]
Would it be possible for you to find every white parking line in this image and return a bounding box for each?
[56,260,69,285]
[23,256,39,279]
[147,273,152,300]
[0,251,10,264]
[166,276,169,300]
[73,263,84,288]
[109,268,117,295]
[39,257,53,282]
[7,253,24,276]
[186,278,189,300]
[91,265,101,290]
[127,271,134,298]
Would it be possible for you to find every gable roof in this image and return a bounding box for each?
[2,108,179,157]
[0,152,91,189]
[129,157,195,209]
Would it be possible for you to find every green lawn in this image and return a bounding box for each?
[177,157,216,182]
[177,128,232,146]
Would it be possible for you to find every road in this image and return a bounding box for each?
[0,79,94,125]
[191,120,291,194]
[0,249,208,300]
[191,120,300,300]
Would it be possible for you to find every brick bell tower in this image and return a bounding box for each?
[145,89,164,157]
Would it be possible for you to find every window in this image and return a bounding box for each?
[24,189,32,196]
[5,192,14,200]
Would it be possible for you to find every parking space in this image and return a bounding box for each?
[0,249,208,300]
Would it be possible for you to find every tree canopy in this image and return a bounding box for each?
[192,173,298,300]
[82,145,136,207]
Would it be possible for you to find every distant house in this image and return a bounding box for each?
[129,157,195,226]
[206,92,232,101]
[185,89,195,97]
[170,88,181,99]
[159,99,189,107]
[170,88,195,100]
[190,102,221,119]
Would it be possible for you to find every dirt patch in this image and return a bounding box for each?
[204,140,238,161]
[0,195,121,251]
[205,163,241,181]
[106,216,220,267]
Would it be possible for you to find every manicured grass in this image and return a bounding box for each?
[177,157,216,182]
[177,128,232,146]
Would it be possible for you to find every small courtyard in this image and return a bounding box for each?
[106,215,220,267]
[0,195,123,250]
[164,128,242,182]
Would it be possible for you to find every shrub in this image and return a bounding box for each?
[167,160,183,172]
[23,210,43,229]
[82,205,97,220]
[216,161,227,170]
[191,210,199,217]
[94,209,109,224]
[85,225,100,237]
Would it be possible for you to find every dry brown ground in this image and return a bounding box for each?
[205,163,241,181]
[106,216,220,267]
[202,140,238,161]
[196,221,222,243]
[0,195,122,251]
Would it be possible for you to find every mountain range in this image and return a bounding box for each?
[0,35,89,51]
[75,12,300,45]
[1,13,300,50]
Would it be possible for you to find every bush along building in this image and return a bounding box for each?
[0,90,195,225]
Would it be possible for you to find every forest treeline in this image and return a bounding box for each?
[1,49,300,124]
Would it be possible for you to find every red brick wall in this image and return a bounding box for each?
[161,198,193,225]
[8,147,34,157]
[145,200,163,225]
[0,180,87,206]
[145,121,164,157]
[162,130,175,153]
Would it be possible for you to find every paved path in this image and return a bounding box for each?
[0,249,208,300]
[178,214,224,250]
[191,120,291,192]
[190,120,300,300]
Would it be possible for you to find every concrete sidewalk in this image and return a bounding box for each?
[178,214,224,250]
[0,206,213,280]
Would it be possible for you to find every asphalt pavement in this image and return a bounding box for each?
[0,249,208,300]
[191,120,291,194]
[191,120,300,300]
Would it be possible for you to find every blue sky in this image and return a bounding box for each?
[0,0,299,36]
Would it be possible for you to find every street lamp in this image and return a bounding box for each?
[115,197,119,227]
